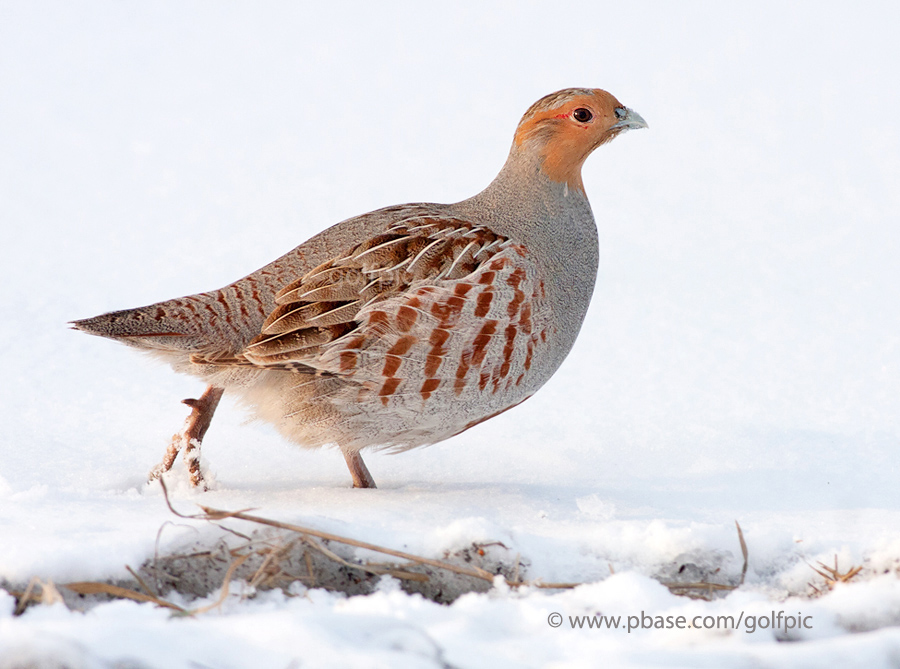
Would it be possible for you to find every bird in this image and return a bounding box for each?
[73,88,647,489]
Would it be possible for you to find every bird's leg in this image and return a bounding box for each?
[148,385,224,489]
[343,450,376,489]
[181,386,224,488]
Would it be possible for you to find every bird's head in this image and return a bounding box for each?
[514,88,647,194]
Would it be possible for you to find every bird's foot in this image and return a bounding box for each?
[148,386,224,490]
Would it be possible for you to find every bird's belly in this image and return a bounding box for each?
[243,346,555,453]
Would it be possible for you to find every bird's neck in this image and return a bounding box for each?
[453,141,600,379]
[455,143,593,238]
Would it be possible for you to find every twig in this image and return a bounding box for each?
[304,549,316,587]
[808,555,863,591]
[209,507,496,583]
[301,535,428,582]
[14,577,40,615]
[63,582,186,613]
[167,480,500,586]
[663,582,737,592]
[736,520,749,585]
[126,565,158,598]
[159,478,498,584]
[527,580,582,590]
[190,553,251,614]
[246,538,291,591]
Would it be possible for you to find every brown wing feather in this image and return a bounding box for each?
[241,215,508,369]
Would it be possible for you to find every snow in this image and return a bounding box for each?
[2,0,899,666]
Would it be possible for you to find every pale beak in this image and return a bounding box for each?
[612,108,648,131]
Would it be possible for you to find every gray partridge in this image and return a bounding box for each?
[73,88,647,489]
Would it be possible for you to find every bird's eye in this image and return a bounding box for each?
[614,107,627,120]
[572,108,593,123]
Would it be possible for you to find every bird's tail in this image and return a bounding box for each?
[71,289,251,363]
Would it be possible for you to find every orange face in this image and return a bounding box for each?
[514,88,645,193]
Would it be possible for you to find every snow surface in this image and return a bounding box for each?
[2,1,899,666]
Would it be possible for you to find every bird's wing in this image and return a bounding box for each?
[239,212,552,404]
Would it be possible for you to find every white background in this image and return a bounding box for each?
[1,2,899,666]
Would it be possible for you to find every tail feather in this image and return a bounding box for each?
[72,294,230,355]
[72,308,186,341]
